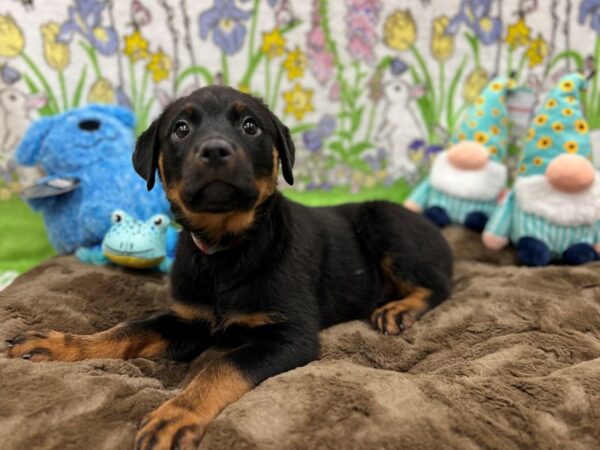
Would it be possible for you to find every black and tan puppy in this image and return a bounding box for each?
[6,87,452,449]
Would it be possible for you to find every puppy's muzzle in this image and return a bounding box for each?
[196,138,234,168]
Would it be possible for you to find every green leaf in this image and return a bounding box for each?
[71,66,88,108]
[350,141,373,155]
[350,106,364,133]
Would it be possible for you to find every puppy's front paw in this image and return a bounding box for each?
[135,401,206,450]
[6,330,80,362]
[370,300,418,336]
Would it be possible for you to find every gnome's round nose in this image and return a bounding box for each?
[546,154,595,193]
[447,141,489,170]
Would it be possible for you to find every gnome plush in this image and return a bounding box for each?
[404,77,515,231]
[483,73,600,266]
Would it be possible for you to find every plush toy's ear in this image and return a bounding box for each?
[271,114,295,185]
[87,104,136,129]
[133,116,161,190]
[15,116,56,166]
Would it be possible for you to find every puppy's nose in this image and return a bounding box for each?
[78,119,101,131]
[197,139,233,166]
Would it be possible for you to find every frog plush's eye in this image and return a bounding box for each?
[111,210,127,224]
[149,214,170,229]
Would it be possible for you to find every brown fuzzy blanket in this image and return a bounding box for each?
[1,227,600,450]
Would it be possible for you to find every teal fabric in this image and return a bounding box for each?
[485,190,600,257]
[518,73,592,176]
[408,177,498,224]
[450,76,515,162]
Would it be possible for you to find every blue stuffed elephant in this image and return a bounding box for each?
[16,104,170,254]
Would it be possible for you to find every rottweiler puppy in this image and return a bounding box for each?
[6,86,452,450]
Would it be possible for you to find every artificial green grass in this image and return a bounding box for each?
[0,198,55,273]
[0,180,410,273]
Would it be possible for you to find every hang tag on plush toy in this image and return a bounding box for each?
[20,176,80,199]
[506,87,535,142]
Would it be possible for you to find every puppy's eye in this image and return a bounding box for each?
[242,117,260,136]
[173,121,190,139]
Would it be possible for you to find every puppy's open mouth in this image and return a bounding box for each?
[181,180,258,214]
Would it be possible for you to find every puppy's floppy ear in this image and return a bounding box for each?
[133,116,161,190]
[271,115,295,185]
[15,116,56,166]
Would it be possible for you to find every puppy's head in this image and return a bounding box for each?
[133,86,294,239]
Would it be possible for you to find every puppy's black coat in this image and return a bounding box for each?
[7,86,452,450]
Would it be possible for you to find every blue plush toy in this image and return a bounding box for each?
[15,104,170,254]
[76,210,178,273]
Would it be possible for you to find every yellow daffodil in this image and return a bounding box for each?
[283,46,307,80]
[525,34,548,68]
[146,49,172,83]
[124,30,149,63]
[505,18,530,49]
[384,10,416,51]
[41,22,70,71]
[463,67,488,103]
[0,14,25,57]
[283,83,313,120]
[431,15,454,62]
[261,28,286,59]
[238,82,250,94]
[88,78,115,104]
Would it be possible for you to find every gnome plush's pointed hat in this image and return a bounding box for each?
[518,73,592,177]
[450,76,516,162]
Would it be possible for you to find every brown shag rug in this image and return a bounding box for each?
[1,227,599,449]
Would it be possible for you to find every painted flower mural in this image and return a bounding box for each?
[0,0,599,201]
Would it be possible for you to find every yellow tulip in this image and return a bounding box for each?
[41,22,70,71]
[88,78,115,104]
[463,67,488,103]
[431,15,454,62]
[384,10,416,51]
[0,14,25,57]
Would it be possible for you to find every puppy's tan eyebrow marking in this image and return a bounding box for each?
[183,104,195,116]
[233,101,246,113]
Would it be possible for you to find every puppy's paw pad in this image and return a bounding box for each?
[6,330,67,361]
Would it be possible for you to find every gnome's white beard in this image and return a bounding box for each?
[430,152,507,201]
[515,174,600,226]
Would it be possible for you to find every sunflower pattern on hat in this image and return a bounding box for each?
[517,73,591,177]
[451,76,517,162]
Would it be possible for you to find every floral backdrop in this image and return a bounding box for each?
[0,0,599,201]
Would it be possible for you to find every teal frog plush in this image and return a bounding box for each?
[76,210,178,272]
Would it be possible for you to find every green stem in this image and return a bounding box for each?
[507,48,514,75]
[264,57,271,104]
[590,36,600,127]
[20,52,59,114]
[58,71,68,111]
[221,52,229,86]
[175,66,214,90]
[515,53,528,83]
[138,70,150,117]
[79,41,101,78]
[71,66,88,108]
[544,49,585,76]
[247,0,260,65]
[437,62,445,126]
[270,65,285,111]
[128,59,138,111]
[410,44,436,116]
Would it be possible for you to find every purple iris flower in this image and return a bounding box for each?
[199,0,252,55]
[425,145,443,159]
[57,0,118,55]
[390,57,408,76]
[579,0,600,33]
[408,139,425,150]
[302,115,336,152]
[446,0,502,45]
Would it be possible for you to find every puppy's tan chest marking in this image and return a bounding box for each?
[171,302,284,333]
